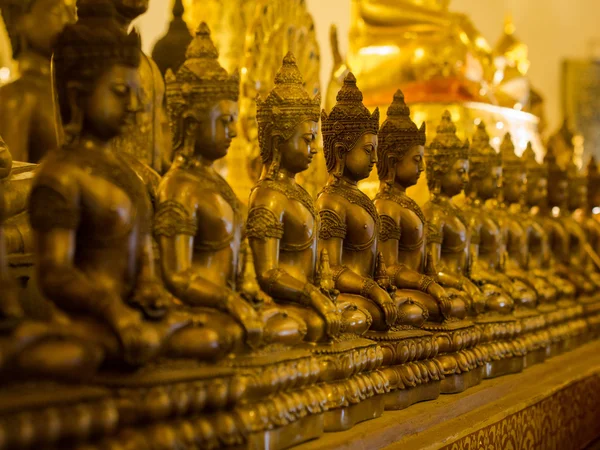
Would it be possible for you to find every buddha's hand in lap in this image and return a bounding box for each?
[427,283,453,320]
[130,277,172,319]
[369,285,398,327]
[307,286,341,337]
[224,292,264,348]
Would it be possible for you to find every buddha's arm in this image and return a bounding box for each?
[30,182,139,330]
[425,210,463,288]
[378,214,434,292]
[247,205,313,305]
[317,207,374,294]
[0,85,33,162]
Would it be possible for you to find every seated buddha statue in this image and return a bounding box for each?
[373,90,467,322]
[498,139,557,306]
[564,159,600,284]
[521,144,577,301]
[317,75,427,331]
[535,147,596,297]
[29,3,236,366]
[582,157,600,256]
[0,0,73,162]
[479,132,538,309]
[247,53,371,343]
[423,112,511,316]
[155,23,306,349]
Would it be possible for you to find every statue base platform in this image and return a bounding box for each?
[294,339,600,450]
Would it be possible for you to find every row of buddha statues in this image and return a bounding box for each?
[1,1,599,449]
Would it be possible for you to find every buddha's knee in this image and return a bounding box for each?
[262,309,308,346]
[169,325,239,360]
[16,339,104,379]
[339,302,372,335]
[484,291,514,314]
[396,298,428,327]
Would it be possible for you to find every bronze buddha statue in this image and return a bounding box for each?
[423,113,509,315]
[522,144,579,303]
[499,139,558,307]
[540,147,597,298]
[77,0,171,174]
[0,0,73,163]
[318,75,428,331]
[156,23,306,349]
[373,90,468,322]
[247,53,371,343]
[29,3,232,367]
[248,53,389,432]
[584,157,600,256]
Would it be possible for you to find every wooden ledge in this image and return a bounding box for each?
[296,340,600,450]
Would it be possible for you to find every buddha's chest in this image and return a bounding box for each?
[443,214,467,250]
[399,209,425,248]
[345,203,377,251]
[283,200,315,247]
[195,192,238,247]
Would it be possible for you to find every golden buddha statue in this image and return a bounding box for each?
[373,90,468,321]
[564,159,600,284]
[248,53,388,431]
[77,0,171,174]
[156,23,306,349]
[547,119,577,171]
[373,90,485,394]
[348,0,494,106]
[318,74,429,331]
[522,144,579,302]
[492,15,531,109]
[423,113,509,315]
[0,0,73,162]
[499,139,557,307]
[424,112,526,378]
[151,0,192,77]
[584,157,600,254]
[30,3,229,366]
[539,147,596,298]
[248,53,370,343]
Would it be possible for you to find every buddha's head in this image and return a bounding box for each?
[53,0,141,143]
[500,133,526,204]
[465,121,501,201]
[321,73,379,183]
[523,144,547,208]
[256,52,320,178]
[3,0,73,59]
[377,89,426,189]
[425,111,469,198]
[166,23,239,165]
[544,146,568,209]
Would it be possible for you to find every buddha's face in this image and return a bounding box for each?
[343,133,378,182]
[395,144,424,188]
[195,100,237,161]
[527,177,547,207]
[441,158,469,197]
[80,64,141,141]
[569,183,587,210]
[21,0,72,57]
[547,179,568,208]
[503,172,526,204]
[279,120,318,174]
[113,0,149,21]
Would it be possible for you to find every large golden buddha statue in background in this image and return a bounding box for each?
[348,0,494,107]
